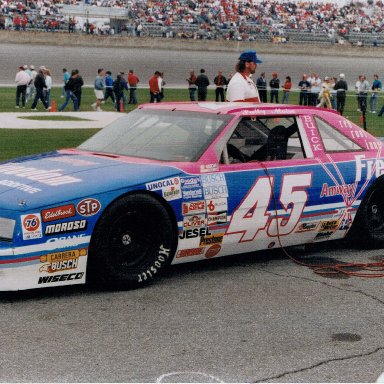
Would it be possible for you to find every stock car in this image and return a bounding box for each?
[0,102,383,291]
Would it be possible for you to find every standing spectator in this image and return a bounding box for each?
[15,65,30,109]
[30,67,48,111]
[213,70,227,102]
[269,72,280,103]
[158,72,165,101]
[298,74,311,106]
[358,75,370,115]
[27,65,37,102]
[309,73,322,106]
[104,71,116,108]
[58,70,79,112]
[149,71,161,103]
[256,72,267,103]
[73,69,84,108]
[334,73,348,116]
[330,77,337,110]
[91,68,105,112]
[186,70,197,101]
[128,69,139,104]
[317,76,332,108]
[195,69,210,101]
[119,72,129,109]
[281,76,292,104]
[62,68,70,98]
[113,73,126,112]
[370,74,382,113]
[44,67,52,109]
[226,50,262,102]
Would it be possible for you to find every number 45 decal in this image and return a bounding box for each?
[226,173,312,242]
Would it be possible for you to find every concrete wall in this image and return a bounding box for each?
[1,30,384,58]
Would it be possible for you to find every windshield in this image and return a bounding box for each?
[78,109,231,162]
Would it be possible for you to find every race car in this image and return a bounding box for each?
[0,102,383,291]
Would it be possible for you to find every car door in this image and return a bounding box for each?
[216,113,350,257]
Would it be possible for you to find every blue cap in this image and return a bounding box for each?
[239,50,262,64]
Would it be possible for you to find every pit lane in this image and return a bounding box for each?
[0,240,383,382]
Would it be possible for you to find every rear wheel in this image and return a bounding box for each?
[349,180,384,247]
[88,193,177,288]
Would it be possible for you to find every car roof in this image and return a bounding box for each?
[138,102,340,117]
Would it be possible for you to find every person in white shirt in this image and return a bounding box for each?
[43,67,52,109]
[226,50,262,102]
[15,66,31,108]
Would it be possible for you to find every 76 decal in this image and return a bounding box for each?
[21,213,43,240]
[226,173,312,242]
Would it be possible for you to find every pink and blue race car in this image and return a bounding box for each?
[0,102,383,290]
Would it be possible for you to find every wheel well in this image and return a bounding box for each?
[90,190,179,260]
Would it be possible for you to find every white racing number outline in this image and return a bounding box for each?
[225,172,312,242]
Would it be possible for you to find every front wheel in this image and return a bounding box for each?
[88,193,177,288]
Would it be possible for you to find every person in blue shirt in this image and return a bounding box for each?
[104,71,116,108]
[369,74,382,113]
[91,68,105,112]
[61,68,70,98]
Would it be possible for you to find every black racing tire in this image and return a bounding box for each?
[349,179,384,248]
[87,193,177,289]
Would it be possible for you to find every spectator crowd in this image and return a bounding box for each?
[14,63,384,118]
[2,0,384,42]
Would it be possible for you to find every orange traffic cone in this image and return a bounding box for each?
[119,100,124,113]
[50,100,57,112]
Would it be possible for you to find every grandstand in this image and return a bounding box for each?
[2,0,384,46]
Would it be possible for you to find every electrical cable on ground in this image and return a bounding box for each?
[259,158,384,278]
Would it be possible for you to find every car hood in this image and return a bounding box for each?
[0,151,183,211]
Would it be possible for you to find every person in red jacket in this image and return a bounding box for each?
[282,76,292,104]
[127,69,139,104]
[149,71,161,103]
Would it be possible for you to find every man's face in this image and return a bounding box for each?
[247,62,257,74]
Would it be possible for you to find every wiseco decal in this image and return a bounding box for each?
[41,204,76,222]
[44,220,87,236]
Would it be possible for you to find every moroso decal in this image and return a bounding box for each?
[77,198,101,217]
[41,204,76,222]
[21,213,43,240]
[176,247,205,258]
[44,220,87,236]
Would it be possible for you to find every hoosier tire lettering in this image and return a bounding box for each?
[137,245,170,283]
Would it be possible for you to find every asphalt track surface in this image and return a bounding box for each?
[1,43,384,88]
[1,45,384,382]
[0,241,383,382]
